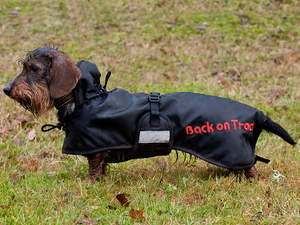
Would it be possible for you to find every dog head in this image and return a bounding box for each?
[3,47,81,116]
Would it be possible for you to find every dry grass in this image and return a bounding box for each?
[0,0,300,224]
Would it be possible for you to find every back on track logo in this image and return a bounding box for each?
[185,119,255,135]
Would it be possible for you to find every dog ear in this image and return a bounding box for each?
[49,53,81,99]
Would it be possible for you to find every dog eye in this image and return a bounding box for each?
[31,66,38,72]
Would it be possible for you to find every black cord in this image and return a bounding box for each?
[103,71,111,90]
[41,123,64,132]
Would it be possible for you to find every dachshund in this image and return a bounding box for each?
[4,46,296,181]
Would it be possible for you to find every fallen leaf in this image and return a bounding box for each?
[116,193,130,207]
[10,39,19,46]
[211,71,218,76]
[8,9,19,15]
[155,1,166,7]
[64,192,72,198]
[83,209,92,217]
[160,48,168,54]
[129,207,145,220]
[237,15,249,26]
[270,1,281,7]
[29,160,38,171]
[165,23,173,29]
[12,136,24,144]
[108,205,117,210]
[126,41,134,47]
[148,55,157,60]
[238,3,246,8]
[151,36,163,43]
[253,81,261,88]
[38,152,50,159]
[0,66,8,73]
[152,158,160,165]
[152,158,169,172]
[162,72,171,79]
[160,158,168,168]
[77,218,90,224]
[267,34,279,43]
[27,129,36,141]
[182,193,206,205]
[273,55,283,64]
[196,24,206,31]
[9,174,19,182]
[250,211,263,221]
[17,116,28,125]
[228,67,240,76]
[159,177,164,183]
[217,73,228,87]
[9,173,25,184]
[90,206,99,211]
[284,51,299,64]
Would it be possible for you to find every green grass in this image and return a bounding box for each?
[1,0,300,224]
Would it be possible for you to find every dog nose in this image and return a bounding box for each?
[3,85,12,96]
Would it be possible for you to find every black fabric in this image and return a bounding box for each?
[62,60,267,170]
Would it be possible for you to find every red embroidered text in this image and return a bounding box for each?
[186,119,254,135]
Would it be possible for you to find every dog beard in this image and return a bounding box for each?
[13,82,53,117]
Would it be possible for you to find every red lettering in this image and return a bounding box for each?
[224,122,230,130]
[244,123,250,130]
[239,122,244,130]
[231,120,238,130]
[201,125,207,133]
[194,126,201,134]
[187,120,246,134]
[250,122,254,131]
[206,121,214,133]
[216,123,223,131]
[186,126,194,135]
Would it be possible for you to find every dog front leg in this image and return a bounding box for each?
[86,151,108,181]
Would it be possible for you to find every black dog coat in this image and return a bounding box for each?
[52,61,294,170]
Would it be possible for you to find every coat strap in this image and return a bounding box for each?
[148,92,161,127]
[255,155,270,164]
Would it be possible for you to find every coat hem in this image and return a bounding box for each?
[62,145,133,156]
[173,146,255,170]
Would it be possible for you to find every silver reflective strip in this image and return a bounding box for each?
[139,131,170,143]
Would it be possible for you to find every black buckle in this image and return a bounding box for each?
[149,92,160,103]
[148,92,160,127]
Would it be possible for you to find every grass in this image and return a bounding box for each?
[0,0,300,224]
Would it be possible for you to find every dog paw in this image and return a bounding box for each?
[87,174,105,183]
[244,166,258,180]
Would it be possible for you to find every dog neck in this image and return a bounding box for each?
[54,93,74,110]
[55,93,76,124]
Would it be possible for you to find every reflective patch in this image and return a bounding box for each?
[139,131,170,143]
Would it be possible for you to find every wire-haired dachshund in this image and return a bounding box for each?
[4,47,296,181]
